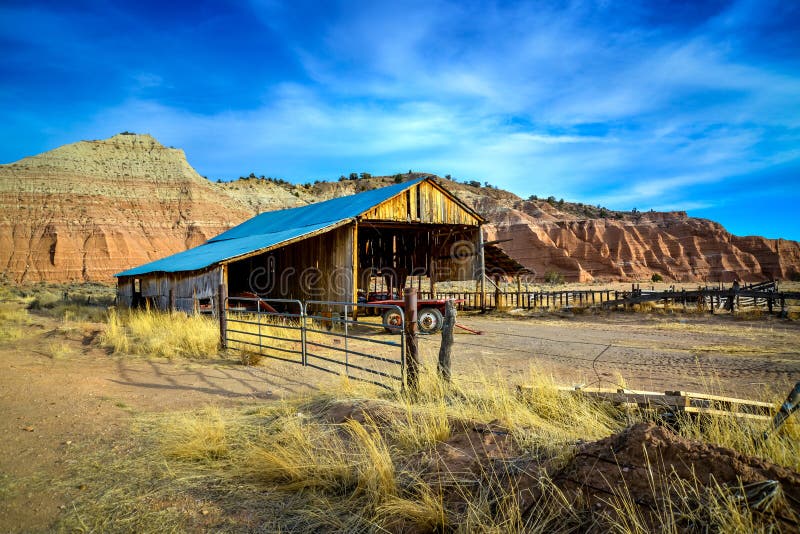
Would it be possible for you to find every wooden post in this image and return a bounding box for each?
[437,299,455,383]
[516,276,521,308]
[218,282,227,349]
[429,255,436,297]
[494,276,501,310]
[168,288,175,312]
[352,223,359,319]
[404,288,419,393]
[478,230,486,312]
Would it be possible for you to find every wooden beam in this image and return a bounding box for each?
[352,223,359,310]
[478,227,486,311]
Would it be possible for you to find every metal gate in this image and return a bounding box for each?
[223,297,405,389]
[304,301,405,389]
[225,297,305,364]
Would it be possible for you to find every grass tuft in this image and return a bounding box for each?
[161,407,230,462]
[101,308,219,359]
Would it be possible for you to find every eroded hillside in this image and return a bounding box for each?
[1,134,798,283]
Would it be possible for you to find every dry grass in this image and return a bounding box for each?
[225,312,306,364]
[54,364,800,532]
[0,302,29,341]
[161,406,231,462]
[602,465,779,534]
[676,412,800,471]
[102,308,219,359]
[46,340,74,359]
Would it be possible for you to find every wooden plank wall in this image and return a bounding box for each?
[118,268,220,312]
[227,224,354,304]
[361,181,479,226]
[116,277,133,307]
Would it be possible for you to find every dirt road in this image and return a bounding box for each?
[433,312,800,396]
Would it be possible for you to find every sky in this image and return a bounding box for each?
[1,0,799,240]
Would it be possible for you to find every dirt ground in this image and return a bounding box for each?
[429,311,800,397]
[1,307,799,532]
[0,311,341,533]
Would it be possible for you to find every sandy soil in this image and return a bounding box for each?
[1,308,798,532]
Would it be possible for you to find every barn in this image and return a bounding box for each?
[115,177,499,312]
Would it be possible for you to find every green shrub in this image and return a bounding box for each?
[28,291,62,309]
[544,271,564,285]
[651,273,664,282]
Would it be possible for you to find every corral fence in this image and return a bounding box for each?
[418,281,800,315]
[223,296,406,390]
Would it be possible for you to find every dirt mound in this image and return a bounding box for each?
[561,422,800,503]
[310,401,800,530]
[532,422,800,531]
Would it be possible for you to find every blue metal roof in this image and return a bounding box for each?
[115,178,425,277]
[209,177,424,243]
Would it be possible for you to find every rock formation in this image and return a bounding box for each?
[0,134,250,281]
[1,133,798,283]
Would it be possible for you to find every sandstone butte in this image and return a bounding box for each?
[1,133,798,284]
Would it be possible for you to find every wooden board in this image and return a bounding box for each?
[361,180,481,226]
[519,385,774,420]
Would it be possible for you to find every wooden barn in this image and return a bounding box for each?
[115,177,500,312]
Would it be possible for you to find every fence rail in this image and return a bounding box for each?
[223,297,406,390]
[417,281,798,314]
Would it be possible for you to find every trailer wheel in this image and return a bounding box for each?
[382,309,403,334]
[418,307,444,334]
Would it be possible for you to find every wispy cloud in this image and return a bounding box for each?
[2,0,799,239]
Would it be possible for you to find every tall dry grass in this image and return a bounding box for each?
[0,302,29,341]
[57,365,798,532]
[102,308,219,359]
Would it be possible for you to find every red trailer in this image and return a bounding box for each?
[370,297,462,334]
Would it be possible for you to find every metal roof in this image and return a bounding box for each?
[117,178,433,277]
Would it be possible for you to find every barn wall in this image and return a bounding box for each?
[227,224,354,304]
[116,277,134,307]
[172,268,221,312]
[117,268,221,312]
[361,181,480,226]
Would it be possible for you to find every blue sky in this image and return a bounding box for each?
[2,0,799,240]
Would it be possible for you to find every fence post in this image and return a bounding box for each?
[437,299,455,383]
[404,288,419,394]
[218,283,227,350]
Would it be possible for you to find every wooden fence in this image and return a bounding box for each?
[419,281,799,315]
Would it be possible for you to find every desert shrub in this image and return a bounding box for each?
[27,290,61,309]
[102,308,219,359]
[544,271,564,285]
[24,284,114,322]
[651,273,664,282]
